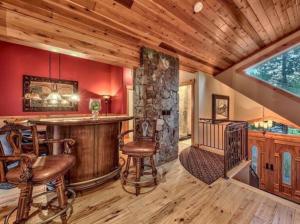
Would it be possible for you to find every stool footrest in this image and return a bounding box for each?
[4,189,76,224]
[121,155,158,196]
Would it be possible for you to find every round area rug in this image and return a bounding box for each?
[179,146,224,185]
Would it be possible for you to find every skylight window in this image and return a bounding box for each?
[245,44,300,97]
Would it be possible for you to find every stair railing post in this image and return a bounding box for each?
[224,125,228,179]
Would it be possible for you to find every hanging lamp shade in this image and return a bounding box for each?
[46,92,62,104]
[267,120,273,128]
[70,93,80,102]
[46,83,62,104]
[46,91,62,101]
[259,121,264,127]
[24,92,42,101]
[61,99,69,105]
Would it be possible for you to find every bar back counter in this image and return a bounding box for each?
[31,116,132,191]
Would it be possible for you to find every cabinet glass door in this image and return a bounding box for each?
[282,152,292,185]
[251,145,258,174]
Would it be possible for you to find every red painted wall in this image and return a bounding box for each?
[110,66,124,114]
[0,41,127,116]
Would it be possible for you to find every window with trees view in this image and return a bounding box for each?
[245,44,300,97]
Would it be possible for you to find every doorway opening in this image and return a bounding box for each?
[179,80,194,143]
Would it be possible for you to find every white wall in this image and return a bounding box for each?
[197,72,235,120]
[179,71,236,145]
[179,70,296,146]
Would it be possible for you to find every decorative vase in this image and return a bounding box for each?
[89,98,101,119]
[91,110,99,119]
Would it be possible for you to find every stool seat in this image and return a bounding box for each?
[6,154,75,184]
[119,118,159,196]
[122,141,156,155]
[1,124,76,224]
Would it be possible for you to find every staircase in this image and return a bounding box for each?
[249,165,259,188]
[233,162,259,189]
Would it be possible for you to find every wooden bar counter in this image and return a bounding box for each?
[30,115,132,191]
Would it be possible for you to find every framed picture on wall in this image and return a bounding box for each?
[212,94,229,122]
[23,75,79,112]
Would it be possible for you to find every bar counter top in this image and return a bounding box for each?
[29,115,133,126]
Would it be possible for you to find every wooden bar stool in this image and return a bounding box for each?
[119,118,159,196]
[0,125,76,224]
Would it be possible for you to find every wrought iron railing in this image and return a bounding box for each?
[199,118,248,178]
[198,118,229,150]
[224,121,248,178]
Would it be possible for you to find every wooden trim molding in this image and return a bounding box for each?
[236,35,300,73]
[179,79,195,145]
[126,85,133,115]
[237,71,300,104]
[180,79,195,86]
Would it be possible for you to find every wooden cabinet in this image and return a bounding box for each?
[248,131,300,203]
[295,147,300,202]
[248,137,266,190]
[274,141,300,202]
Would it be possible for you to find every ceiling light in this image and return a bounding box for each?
[194,2,203,13]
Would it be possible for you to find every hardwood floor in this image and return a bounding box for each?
[1,140,300,224]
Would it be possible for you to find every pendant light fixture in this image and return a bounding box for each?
[46,53,62,105]
[69,54,80,102]
[253,106,273,132]
[45,53,79,105]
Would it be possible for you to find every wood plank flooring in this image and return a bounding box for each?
[1,140,300,224]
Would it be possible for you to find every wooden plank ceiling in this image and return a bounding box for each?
[0,0,299,74]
